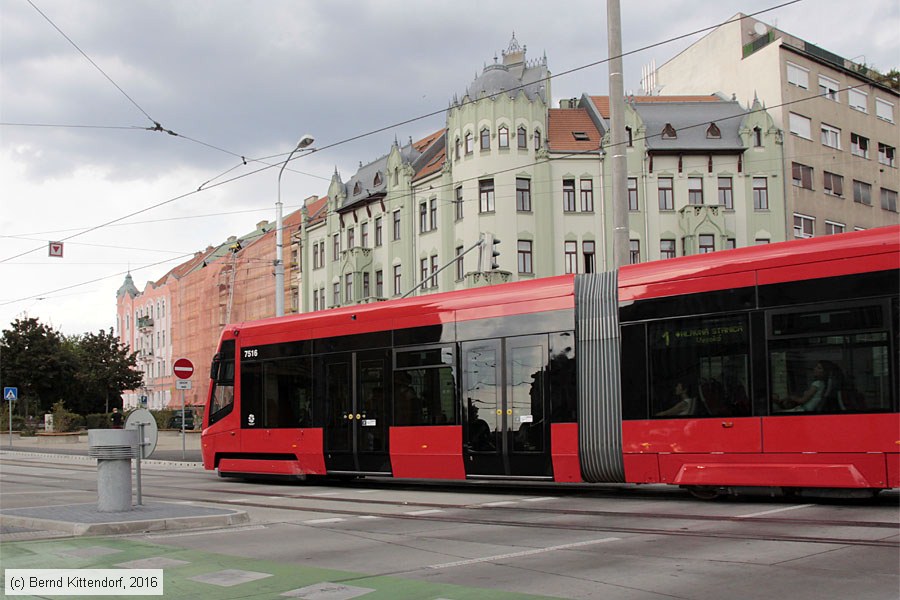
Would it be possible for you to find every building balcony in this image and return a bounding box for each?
[137,316,154,331]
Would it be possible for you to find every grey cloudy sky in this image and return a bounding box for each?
[1,0,897,336]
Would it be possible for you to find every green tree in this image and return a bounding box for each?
[0,317,76,416]
[67,328,143,414]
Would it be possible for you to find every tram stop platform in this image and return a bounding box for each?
[0,501,249,536]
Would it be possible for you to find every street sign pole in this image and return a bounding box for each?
[4,387,18,449]
[173,358,194,461]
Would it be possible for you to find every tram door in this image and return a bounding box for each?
[462,335,552,478]
[322,350,391,474]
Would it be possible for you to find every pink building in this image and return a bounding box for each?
[116,204,318,415]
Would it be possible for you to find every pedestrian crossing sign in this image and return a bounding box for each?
[3,387,17,401]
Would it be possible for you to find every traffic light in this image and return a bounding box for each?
[489,235,501,270]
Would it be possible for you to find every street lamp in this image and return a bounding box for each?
[275,134,315,317]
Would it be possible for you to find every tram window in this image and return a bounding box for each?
[208,340,235,427]
[549,332,577,422]
[620,324,649,420]
[648,315,751,418]
[768,302,893,414]
[241,357,313,428]
[394,346,457,426]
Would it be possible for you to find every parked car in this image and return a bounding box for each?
[168,410,194,430]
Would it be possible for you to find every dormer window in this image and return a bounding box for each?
[373,172,383,187]
[706,123,721,139]
[572,131,590,141]
[662,123,677,139]
[353,182,361,195]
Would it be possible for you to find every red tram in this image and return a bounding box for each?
[201,226,899,497]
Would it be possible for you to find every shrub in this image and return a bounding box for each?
[0,413,25,431]
[85,413,111,429]
[51,401,85,433]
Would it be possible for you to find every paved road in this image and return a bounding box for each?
[0,431,201,462]
[2,450,898,600]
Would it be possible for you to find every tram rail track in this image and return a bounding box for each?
[2,456,897,549]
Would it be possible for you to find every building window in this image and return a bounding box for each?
[848,88,868,113]
[375,217,383,247]
[564,241,577,274]
[793,213,815,238]
[699,234,715,254]
[726,238,736,250]
[332,233,341,260]
[583,241,595,274]
[333,282,341,306]
[465,132,473,154]
[393,265,402,296]
[753,177,769,210]
[362,272,370,298]
[789,112,811,139]
[420,258,429,286]
[661,123,676,139]
[660,239,676,259]
[876,98,895,123]
[516,178,532,211]
[820,123,841,149]
[562,179,576,212]
[851,133,869,158]
[419,202,427,233]
[881,188,898,212]
[791,163,813,190]
[479,179,495,213]
[658,177,674,210]
[319,288,325,310]
[534,128,542,150]
[753,126,763,147]
[786,62,809,88]
[313,288,319,311]
[455,246,464,280]
[626,126,633,147]
[345,273,353,303]
[455,186,464,220]
[429,198,437,230]
[393,209,401,240]
[361,222,369,248]
[454,137,460,160]
[628,177,639,211]
[718,176,733,209]
[853,180,872,205]
[706,122,721,139]
[375,270,383,297]
[498,126,509,148]
[818,75,840,101]
[878,143,896,167]
[480,127,490,150]
[824,171,844,197]
[755,238,770,245]
[517,240,533,274]
[517,126,527,149]
[430,255,439,288]
[629,239,640,264]
[580,179,594,212]
[688,177,703,205]
[347,226,355,249]
[825,221,845,235]
[312,243,320,269]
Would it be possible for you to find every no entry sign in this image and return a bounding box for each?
[173,358,194,380]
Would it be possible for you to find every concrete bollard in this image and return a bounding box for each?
[87,429,138,512]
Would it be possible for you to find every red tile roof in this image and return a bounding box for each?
[548,108,602,152]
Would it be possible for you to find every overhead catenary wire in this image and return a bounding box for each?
[3,0,807,264]
[7,1,877,307]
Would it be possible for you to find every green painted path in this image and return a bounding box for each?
[1,537,564,599]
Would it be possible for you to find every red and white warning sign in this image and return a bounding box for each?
[173,358,194,380]
[48,241,64,257]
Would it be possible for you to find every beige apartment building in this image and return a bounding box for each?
[655,13,899,237]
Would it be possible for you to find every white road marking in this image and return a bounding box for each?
[736,504,815,518]
[428,537,620,569]
[405,509,444,515]
[304,517,345,524]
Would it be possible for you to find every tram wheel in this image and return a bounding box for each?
[686,485,723,500]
